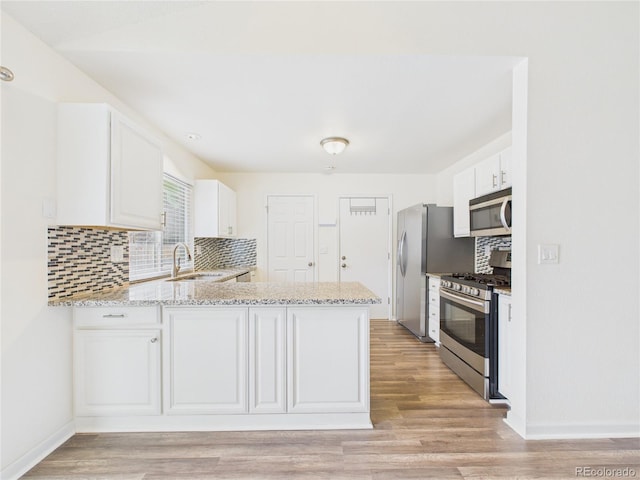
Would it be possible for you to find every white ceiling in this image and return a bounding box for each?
[2,1,518,174]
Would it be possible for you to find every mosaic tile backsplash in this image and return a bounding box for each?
[48,226,129,301]
[476,236,512,273]
[195,237,257,271]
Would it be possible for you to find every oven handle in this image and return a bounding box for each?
[440,289,488,314]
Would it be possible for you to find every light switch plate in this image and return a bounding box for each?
[110,245,124,263]
[538,244,559,264]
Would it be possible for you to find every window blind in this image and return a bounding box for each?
[129,174,193,281]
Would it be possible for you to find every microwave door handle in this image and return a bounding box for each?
[440,289,488,314]
[500,198,511,231]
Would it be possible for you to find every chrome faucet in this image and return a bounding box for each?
[172,242,193,278]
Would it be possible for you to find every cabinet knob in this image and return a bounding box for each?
[308,262,314,267]
[341,263,347,268]
[341,256,346,260]
[150,337,158,343]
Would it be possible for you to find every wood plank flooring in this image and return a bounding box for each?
[23,319,639,479]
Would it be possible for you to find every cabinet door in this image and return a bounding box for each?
[287,306,369,413]
[164,307,248,414]
[110,111,163,229]
[74,329,161,416]
[453,168,476,237]
[218,182,237,237]
[249,307,286,413]
[474,153,501,196]
[499,147,513,189]
[498,295,513,400]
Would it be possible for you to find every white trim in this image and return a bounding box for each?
[524,423,640,440]
[74,413,372,433]
[1,420,75,480]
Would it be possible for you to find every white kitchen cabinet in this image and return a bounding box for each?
[498,294,513,401]
[248,307,286,413]
[453,168,476,237]
[286,306,369,413]
[73,307,161,416]
[164,307,248,414]
[194,180,237,237]
[427,276,441,344]
[57,103,163,230]
[474,147,513,197]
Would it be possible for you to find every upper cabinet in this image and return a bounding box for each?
[453,168,476,238]
[57,103,163,230]
[194,179,237,237]
[452,146,513,237]
[474,147,513,197]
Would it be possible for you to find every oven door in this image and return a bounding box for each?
[439,289,490,359]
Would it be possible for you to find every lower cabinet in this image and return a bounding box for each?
[427,276,441,344]
[498,294,513,400]
[163,307,249,414]
[73,307,161,416]
[74,304,370,430]
[287,306,369,413]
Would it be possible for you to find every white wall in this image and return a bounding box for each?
[216,172,437,282]
[0,13,215,478]
[216,1,639,438]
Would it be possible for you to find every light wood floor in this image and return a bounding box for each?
[24,319,639,479]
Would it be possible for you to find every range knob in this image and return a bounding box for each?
[454,284,462,291]
[471,288,480,296]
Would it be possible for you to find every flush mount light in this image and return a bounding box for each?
[320,137,349,155]
[185,132,201,141]
[0,66,15,82]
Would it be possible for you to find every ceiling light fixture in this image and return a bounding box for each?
[320,137,349,155]
[0,66,15,82]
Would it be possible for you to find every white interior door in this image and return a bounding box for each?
[267,195,315,282]
[339,197,391,319]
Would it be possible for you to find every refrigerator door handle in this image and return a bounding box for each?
[398,230,407,277]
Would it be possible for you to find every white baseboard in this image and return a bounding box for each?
[525,422,640,440]
[1,420,75,480]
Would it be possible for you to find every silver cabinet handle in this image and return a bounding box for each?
[500,170,507,186]
[508,303,512,322]
[492,174,498,188]
[102,314,126,318]
[150,337,158,343]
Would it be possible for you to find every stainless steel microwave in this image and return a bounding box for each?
[469,187,512,237]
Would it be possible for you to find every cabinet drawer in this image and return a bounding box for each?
[74,306,160,328]
[428,291,439,305]
[428,277,440,290]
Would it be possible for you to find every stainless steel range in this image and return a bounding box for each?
[439,250,511,400]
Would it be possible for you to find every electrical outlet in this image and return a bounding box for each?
[110,245,124,263]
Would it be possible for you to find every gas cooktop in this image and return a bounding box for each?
[446,272,511,287]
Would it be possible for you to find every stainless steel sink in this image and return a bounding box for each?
[166,272,225,282]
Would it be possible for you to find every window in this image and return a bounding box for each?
[129,174,193,281]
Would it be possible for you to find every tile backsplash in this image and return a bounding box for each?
[195,237,257,270]
[48,226,129,301]
[475,236,512,273]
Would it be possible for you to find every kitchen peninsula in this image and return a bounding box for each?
[52,279,379,433]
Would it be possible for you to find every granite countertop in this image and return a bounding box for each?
[493,287,512,296]
[50,269,381,307]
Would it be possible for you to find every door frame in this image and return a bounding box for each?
[265,194,318,282]
[337,194,393,320]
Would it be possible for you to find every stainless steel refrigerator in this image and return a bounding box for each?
[396,204,475,341]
